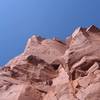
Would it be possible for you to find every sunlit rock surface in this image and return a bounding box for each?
[0,25,100,100]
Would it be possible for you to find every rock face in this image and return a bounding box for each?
[0,25,100,100]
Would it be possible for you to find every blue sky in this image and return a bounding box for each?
[0,0,100,66]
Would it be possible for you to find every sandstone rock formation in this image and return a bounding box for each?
[0,25,100,100]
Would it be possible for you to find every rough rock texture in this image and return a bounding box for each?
[0,25,100,100]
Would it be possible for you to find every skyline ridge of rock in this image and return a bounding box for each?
[0,25,100,100]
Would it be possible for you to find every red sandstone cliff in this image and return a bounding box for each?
[0,25,100,100]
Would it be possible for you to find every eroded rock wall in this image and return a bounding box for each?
[0,25,100,100]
